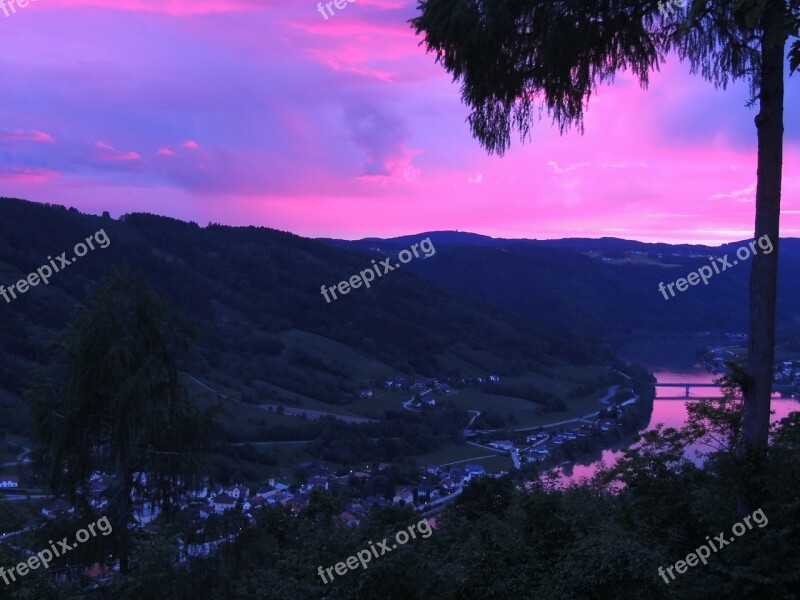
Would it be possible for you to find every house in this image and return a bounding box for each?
[41,499,74,518]
[489,440,514,451]
[464,464,486,478]
[190,482,223,500]
[269,490,294,505]
[488,375,500,382]
[426,465,440,475]
[284,495,309,513]
[413,377,436,388]
[0,475,19,488]
[533,447,550,456]
[243,497,266,512]
[377,462,392,471]
[439,476,455,490]
[358,388,373,399]
[393,488,414,505]
[417,483,440,501]
[262,478,290,492]
[305,476,329,492]
[524,431,549,444]
[212,493,236,514]
[551,435,565,445]
[599,419,615,431]
[206,483,225,500]
[224,484,250,500]
[435,383,452,393]
[255,484,277,499]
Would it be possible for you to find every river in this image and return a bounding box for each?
[554,340,800,485]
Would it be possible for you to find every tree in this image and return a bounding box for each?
[683,365,747,454]
[411,0,800,461]
[27,271,216,573]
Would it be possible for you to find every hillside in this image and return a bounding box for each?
[332,231,800,342]
[0,199,620,475]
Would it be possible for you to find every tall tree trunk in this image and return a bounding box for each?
[740,0,785,505]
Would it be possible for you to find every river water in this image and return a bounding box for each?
[554,341,800,485]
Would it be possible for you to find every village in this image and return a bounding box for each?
[701,343,800,395]
[0,371,647,565]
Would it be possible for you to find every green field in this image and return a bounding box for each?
[345,389,407,419]
[183,358,617,444]
[414,442,504,466]
[465,455,515,472]
[414,443,515,472]
[280,330,392,381]
[447,389,545,427]
[445,368,612,429]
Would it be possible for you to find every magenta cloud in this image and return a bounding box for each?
[0,0,797,244]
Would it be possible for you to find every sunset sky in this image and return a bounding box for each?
[1,0,798,244]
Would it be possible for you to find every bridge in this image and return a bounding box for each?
[657,382,797,398]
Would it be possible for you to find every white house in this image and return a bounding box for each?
[224,484,250,500]
[212,493,236,514]
[417,483,440,500]
[304,476,329,492]
[464,464,486,478]
[0,475,19,488]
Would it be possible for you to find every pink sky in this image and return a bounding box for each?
[0,0,798,244]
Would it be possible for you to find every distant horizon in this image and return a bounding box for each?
[9,196,799,248]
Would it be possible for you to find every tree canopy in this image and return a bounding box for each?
[27,271,216,573]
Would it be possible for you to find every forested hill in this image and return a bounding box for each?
[330,231,800,341]
[0,198,608,396]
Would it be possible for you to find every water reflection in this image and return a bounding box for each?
[552,366,800,486]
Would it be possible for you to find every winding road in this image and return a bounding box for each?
[0,441,32,468]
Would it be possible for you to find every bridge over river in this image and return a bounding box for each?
[656,382,797,398]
